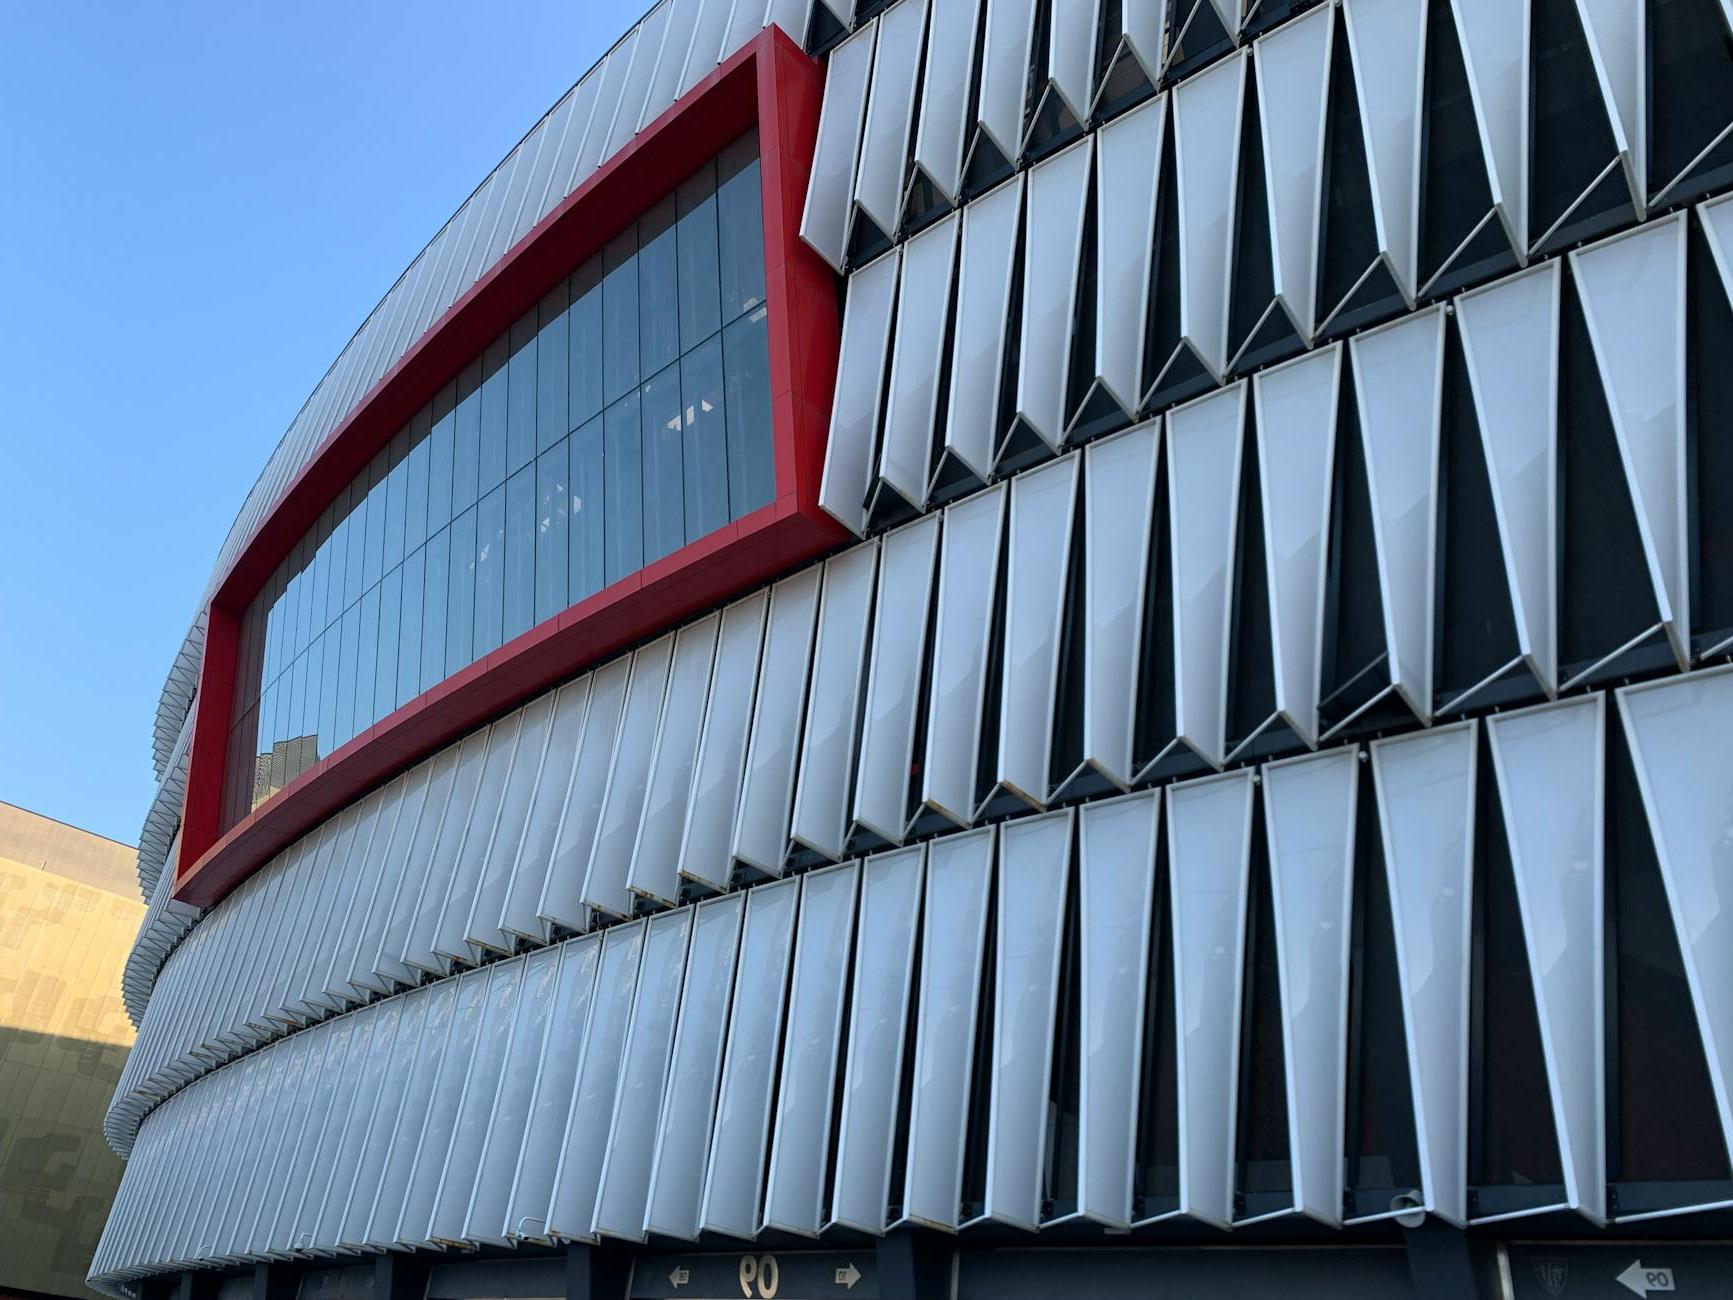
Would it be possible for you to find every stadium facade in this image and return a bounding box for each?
[94,1,1733,1297]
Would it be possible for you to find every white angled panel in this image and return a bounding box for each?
[1370,721,1478,1225]
[901,828,994,1230]
[1617,667,1733,1165]
[630,616,722,907]
[820,250,902,535]
[1570,216,1689,667]
[1342,0,1426,296]
[853,515,941,845]
[593,910,693,1241]
[879,213,961,508]
[910,0,985,202]
[502,679,590,944]
[1486,696,1607,1223]
[680,592,769,892]
[1165,770,1255,1229]
[1455,262,1561,696]
[395,969,489,1247]
[976,0,1040,161]
[1172,51,1246,379]
[407,734,491,977]
[678,0,739,96]
[802,22,876,271]
[983,809,1073,1229]
[505,935,601,1243]
[638,0,704,133]
[1449,0,1529,249]
[584,638,676,918]
[732,568,822,874]
[719,0,768,63]
[1077,792,1160,1228]
[1261,747,1359,1227]
[541,657,631,931]
[1251,346,1338,749]
[436,711,523,965]
[464,943,561,1245]
[791,543,880,861]
[1077,421,1160,788]
[853,0,927,240]
[1574,0,1644,209]
[945,176,1025,482]
[1092,96,1165,414]
[1167,384,1246,768]
[921,485,1007,826]
[830,845,925,1233]
[1254,3,1332,338]
[701,877,800,1238]
[763,862,860,1235]
[1349,306,1446,720]
[991,455,1081,811]
[340,985,434,1248]
[547,920,647,1241]
[1014,137,1094,449]
[645,893,746,1240]
[468,692,556,953]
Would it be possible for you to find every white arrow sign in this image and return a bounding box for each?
[669,1265,690,1290]
[835,1262,862,1291]
[1617,1260,1676,1297]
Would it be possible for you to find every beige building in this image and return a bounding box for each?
[0,803,142,1300]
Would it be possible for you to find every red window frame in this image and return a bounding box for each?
[176,27,842,907]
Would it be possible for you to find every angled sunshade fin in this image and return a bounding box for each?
[1341,0,1427,300]
[851,0,928,257]
[582,638,676,919]
[802,21,878,271]
[876,211,962,517]
[819,249,903,534]
[540,656,631,932]
[942,175,1025,490]
[1084,96,1166,431]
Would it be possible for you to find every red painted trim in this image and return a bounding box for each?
[175,27,843,908]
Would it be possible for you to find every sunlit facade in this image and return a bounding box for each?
[100,2,1733,1299]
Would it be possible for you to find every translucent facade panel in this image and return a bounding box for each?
[763,862,860,1235]
[829,846,924,1233]
[644,893,746,1240]
[702,878,800,1238]
[990,456,1080,812]
[819,249,901,534]
[1165,770,1255,1229]
[1342,0,1427,295]
[1165,385,1246,769]
[976,0,1040,160]
[677,0,740,96]
[435,711,522,965]
[878,213,960,509]
[1569,216,1690,665]
[852,515,941,845]
[1076,793,1159,1227]
[395,969,490,1247]
[679,592,769,891]
[1014,138,1093,450]
[1370,722,1479,1225]
[1348,306,1446,720]
[1253,4,1331,338]
[1449,0,1529,247]
[1250,346,1339,748]
[790,544,879,860]
[541,657,631,931]
[1454,263,1560,696]
[583,639,675,919]
[629,616,721,907]
[501,682,589,943]
[801,23,876,270]
[901,828,993,1230]
[1574,0,1644,206]
[1171,51,1246,379]
[983,810,1073,1229]
[1091,98,1164,415]
[1617,668,1733,1164]
[731,568,822,874]
[910,0,984,202]
[1486,696,1607,1223]
[1261,748,1358,1227]
[944,177,1025,482]
[920,486,1006,826]
[852,0,926,239]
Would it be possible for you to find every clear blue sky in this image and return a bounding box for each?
[0,1,646,846]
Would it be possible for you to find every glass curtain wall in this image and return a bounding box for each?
[220,131,773,830]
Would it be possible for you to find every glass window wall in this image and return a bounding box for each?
[222,130,773,828]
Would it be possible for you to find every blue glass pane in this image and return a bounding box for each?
[362,463,387,592]
[506,311,538,477]
[677,162,722,354]
[641,363,685,565]
[335,603,360,750]
[640,195,681,377]
[474,485,506,659]
[479,336,509,495]
[323,501,347,628]
[343,491,366,612]
[681,334,730,540]
[355,587,380,738]
[717,131,765,323]
[453,360,482,517]
[403,416,431,553]
[375,565,402,721]
[428,381,456,538]
[603,230,640,405]
[504,465,536,643]
[396,547,424,711]
[536,441,570,625]
[382,440,408,574]
[569,258,605,428]
[603,392,643,584]
[318,628,340,760]
[723,307,775,517]
[570,414,606,603]
[538,282,570,453]
[447,506,477,675]
[421,526,451,693]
